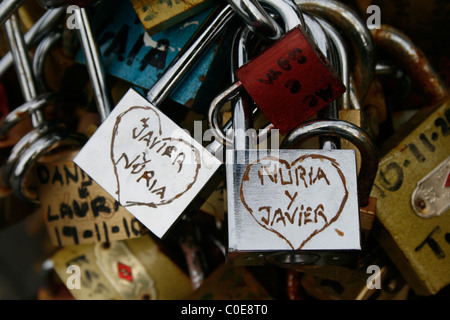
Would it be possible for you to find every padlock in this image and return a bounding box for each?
[73,0,326,241]
[74,0,232,114]
[73,4,236,239]
[207,0,345,149]
[50,234,193,300]
[221,10,378,266]
[130,0,216,36]
[34,149,148,246]
[220,23,346,135]
[369,25,450,296]
[226,119,378,267]
[9,3,148,246]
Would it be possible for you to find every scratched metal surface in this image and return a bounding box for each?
[226,149,360,266]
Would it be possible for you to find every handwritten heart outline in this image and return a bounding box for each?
[240,154,349,250]
[111,105,201,208]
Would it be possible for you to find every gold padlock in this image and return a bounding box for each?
[51,234,193,299]
[370,25,450,296]
[34,149,148,246]
[130,0,216,36]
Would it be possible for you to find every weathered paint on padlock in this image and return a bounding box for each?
[130,0,215,36]
[372,100,450,296]
[226,148,361,266]
[75,0,227,114]
[73,89,222,239]
[51,234,193,300]
[34,149,147,246]
[188,263,272,300]
[235,26,346,135]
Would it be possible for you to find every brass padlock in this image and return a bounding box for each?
[370,25,450,296]
[34,149,147,246]
[50,234,193,299]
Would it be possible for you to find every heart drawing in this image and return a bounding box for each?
[240,154,349,250]
[110,106,201,208]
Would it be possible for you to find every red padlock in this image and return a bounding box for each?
[234,25,346,135]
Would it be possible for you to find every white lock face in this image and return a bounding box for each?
[227,149,361,259]
[74,89,222,238]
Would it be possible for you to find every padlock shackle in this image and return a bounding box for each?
[4,13,43,127]
[146,4,236,107]
[226,0,283,41]
[32,30,62,94]
[0,7,66,78]
[295,0,375,102]
[231,26,254,151]
[371,25,449,105]
[0,93,55,139]
[316,16,350,110]
[74,6,113,121]
[281,120,379,207]
[9,129,87,203]
[0,0,24,27]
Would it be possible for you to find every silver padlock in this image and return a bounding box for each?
[73,4,239,239]
[222,7,378,266]
[226,119,378,267]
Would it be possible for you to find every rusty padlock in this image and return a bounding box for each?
[370,25,450,296]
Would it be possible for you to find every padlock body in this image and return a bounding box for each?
[74,89,222,238]
[51,235,193,299]
[226,149,360,266]
[372,100,450,296]
[235,26,346,135]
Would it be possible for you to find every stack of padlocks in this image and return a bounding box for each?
[0,0,448,300]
